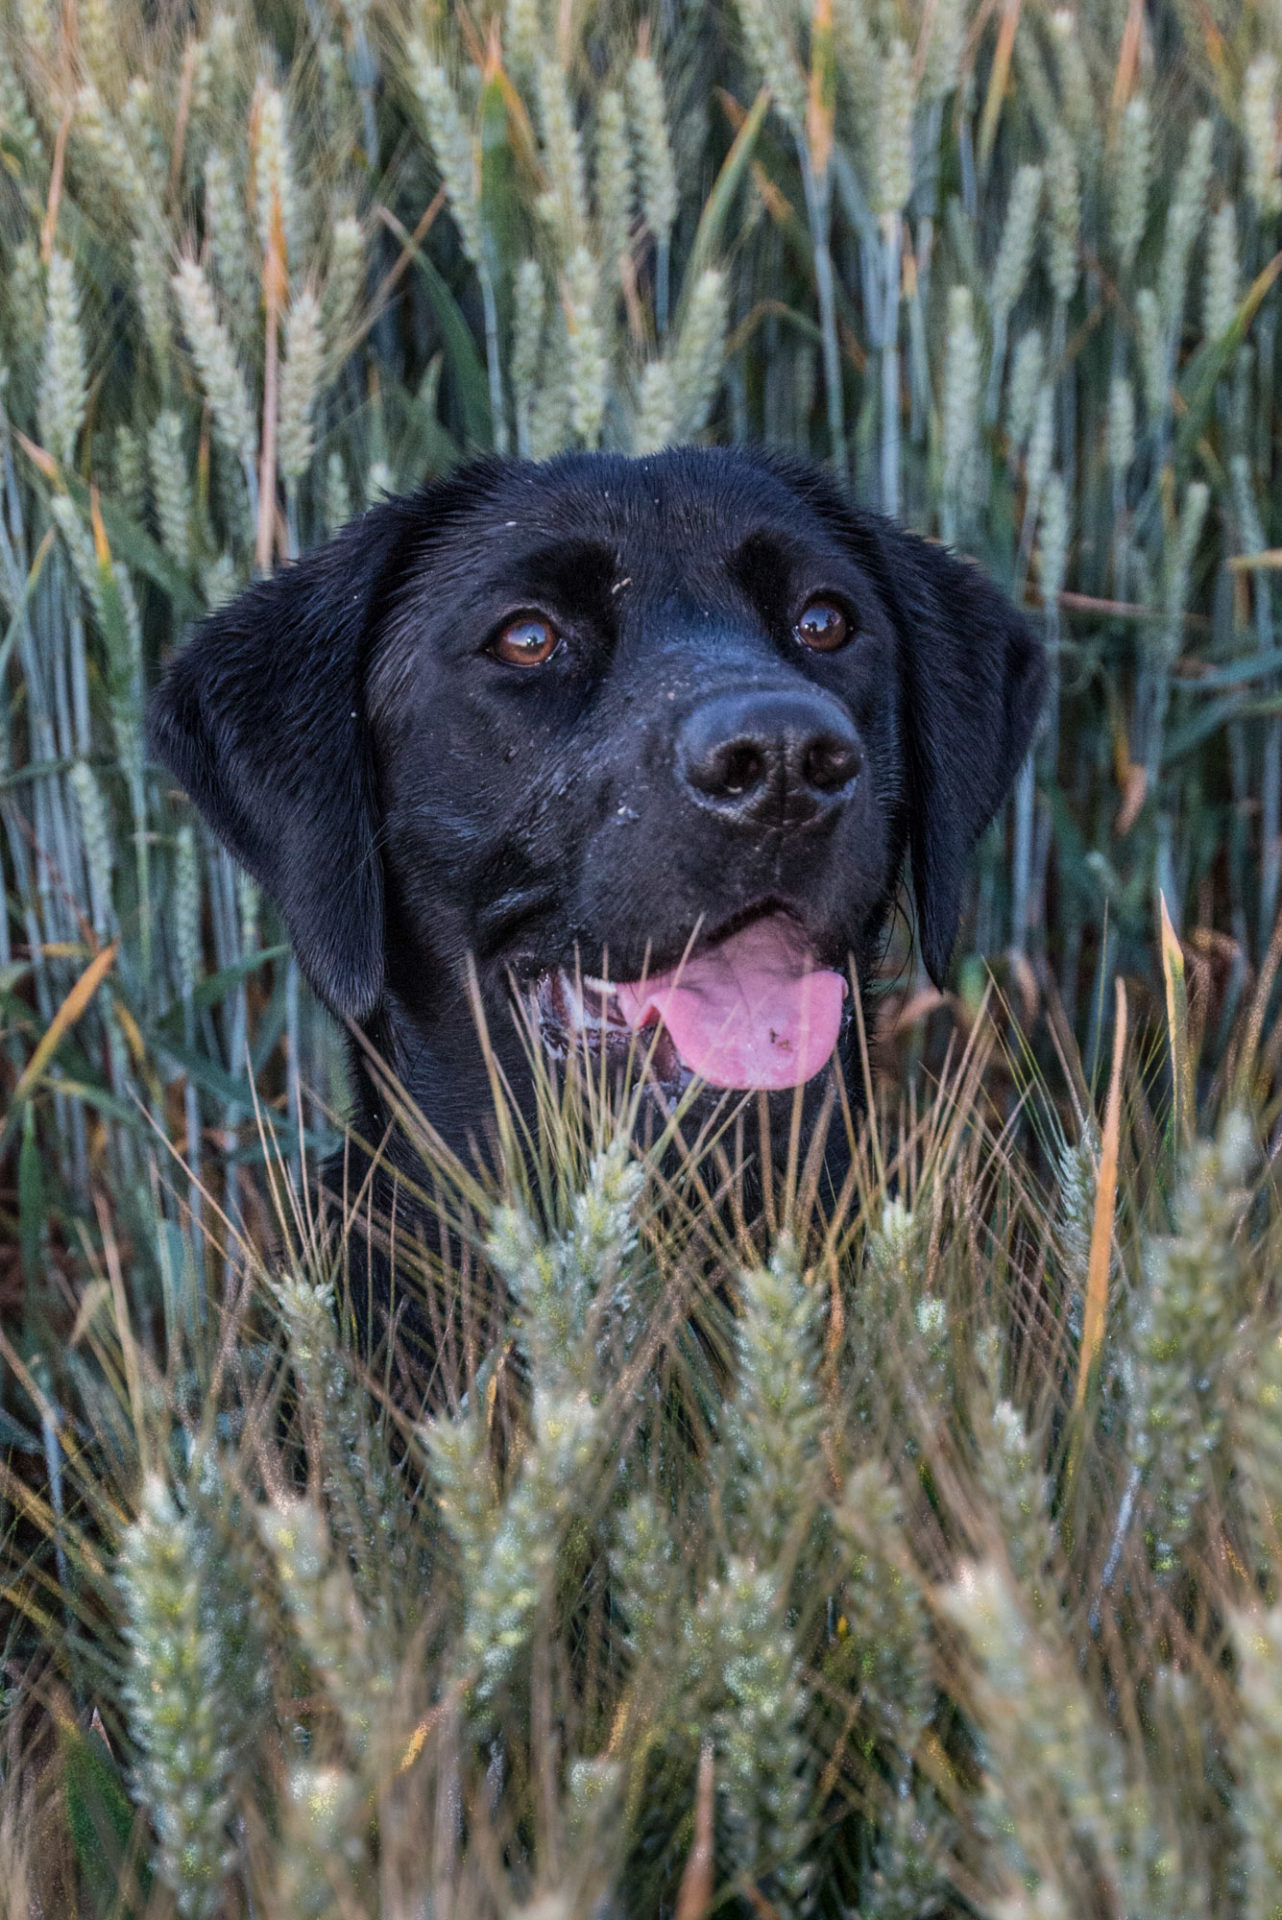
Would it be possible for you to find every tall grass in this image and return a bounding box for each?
[4,981,1282,1915]
[1,0,1281,1910]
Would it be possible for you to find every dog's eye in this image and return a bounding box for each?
[490,615,561,667]
[794,598,851,653]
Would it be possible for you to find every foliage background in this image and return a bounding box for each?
[1,0,1282,1912]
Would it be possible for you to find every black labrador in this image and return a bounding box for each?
[149,446,1044,1226]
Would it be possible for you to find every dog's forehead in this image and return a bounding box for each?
[420,449,838,581]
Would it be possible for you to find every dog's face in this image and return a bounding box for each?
[149,449,1044,1142]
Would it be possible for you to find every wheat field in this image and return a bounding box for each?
[1,0,1282,1912]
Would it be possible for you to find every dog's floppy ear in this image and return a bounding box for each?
[851,517,1047,987]
[148,503,410,1021]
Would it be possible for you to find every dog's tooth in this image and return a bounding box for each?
[582,974,614,994]
[559,969,586,1030]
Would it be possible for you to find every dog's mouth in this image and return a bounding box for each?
[532,908,848,1093]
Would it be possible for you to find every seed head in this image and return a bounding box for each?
[113,424,147,522]
[38,253,87,470]
[627,54,676,247]
[921,0,965,102]
[175,823,201,996]
[70,761,115,939]
[1158,116,1214,332]
[1046,124,1080,306]
[74,81,155,227]
[1243,53,1281,217]
[1111,94,1152,272]
[942,284,981,505]
[594,88,633,276]
[1006,328,1045,450]
[1202,201,1239,346]
[324,448,352,534]
[873,38,915,216]
[1135,286,1166,421]
[1232,1605,1282,1915]
[734,0,807,141]
[1107,374,1135,479]
[670,266,728,438]
[1025,382,1054,505]
[278,289,325,481]
[991,164,1044,322]
[132,233,173,380]
[253,84,300,269]
[1049,11,1096,166]
[172,257,258,467]
[536,58,589,255]
[1128,1111,1253,1569]
[511,257,547,456]
[1230,451,1266,557]
[148,411,193,571]
[561,245,607,446]
[634,358,676,454]
[119,1473,267,1920]
[204,151,255,341]
[323,213,365,359]
[412,56,484,267]
[1036,472,1069,606]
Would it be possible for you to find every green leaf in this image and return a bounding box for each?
[152,1029,330,1154]
[150,1029,267,1114]
[59,1718,149,1919]
[0,524,54,686]
[411,249,493,450]
[480,69,521,295]
[63,478,204,621]
[39,1076,143,1128]
[688,88,771,283]
[187,944,289,1014]
[1163,689,1252,762]
[1175,644,1282,690]
[18,1104,43,1285]
[1174,250,1282,467]
[379,365,461,484]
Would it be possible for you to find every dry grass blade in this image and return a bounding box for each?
[674,1739,716,1920]
[1074,977,1126,1414]
[1160,891,1193,1146]
[1,942,117,1151]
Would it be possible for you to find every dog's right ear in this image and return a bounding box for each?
[148,503,411,1022]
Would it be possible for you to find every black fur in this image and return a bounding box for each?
[150,447,1045,1191]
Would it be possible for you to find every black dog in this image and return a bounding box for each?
[150,447,1044,1225]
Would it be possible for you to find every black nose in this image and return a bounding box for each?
[677,689,862,829]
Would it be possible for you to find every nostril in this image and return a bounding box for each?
[803,735,861,793]
[719,742,766,795]
[678,691,860,822]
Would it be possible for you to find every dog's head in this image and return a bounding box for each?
[150,449,1044,1110]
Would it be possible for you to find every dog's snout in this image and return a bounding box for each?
[677,689,862,828]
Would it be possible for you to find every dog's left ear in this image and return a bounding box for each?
[850,517,1047,987]
[148,503,410,1021]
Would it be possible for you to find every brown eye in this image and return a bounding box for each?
[490,614,561,667]
[794,598,851,653]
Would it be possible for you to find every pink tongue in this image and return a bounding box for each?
[613,914,845,1091]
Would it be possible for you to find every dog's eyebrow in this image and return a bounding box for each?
[726,528,805,625]
[512,538,618,607]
